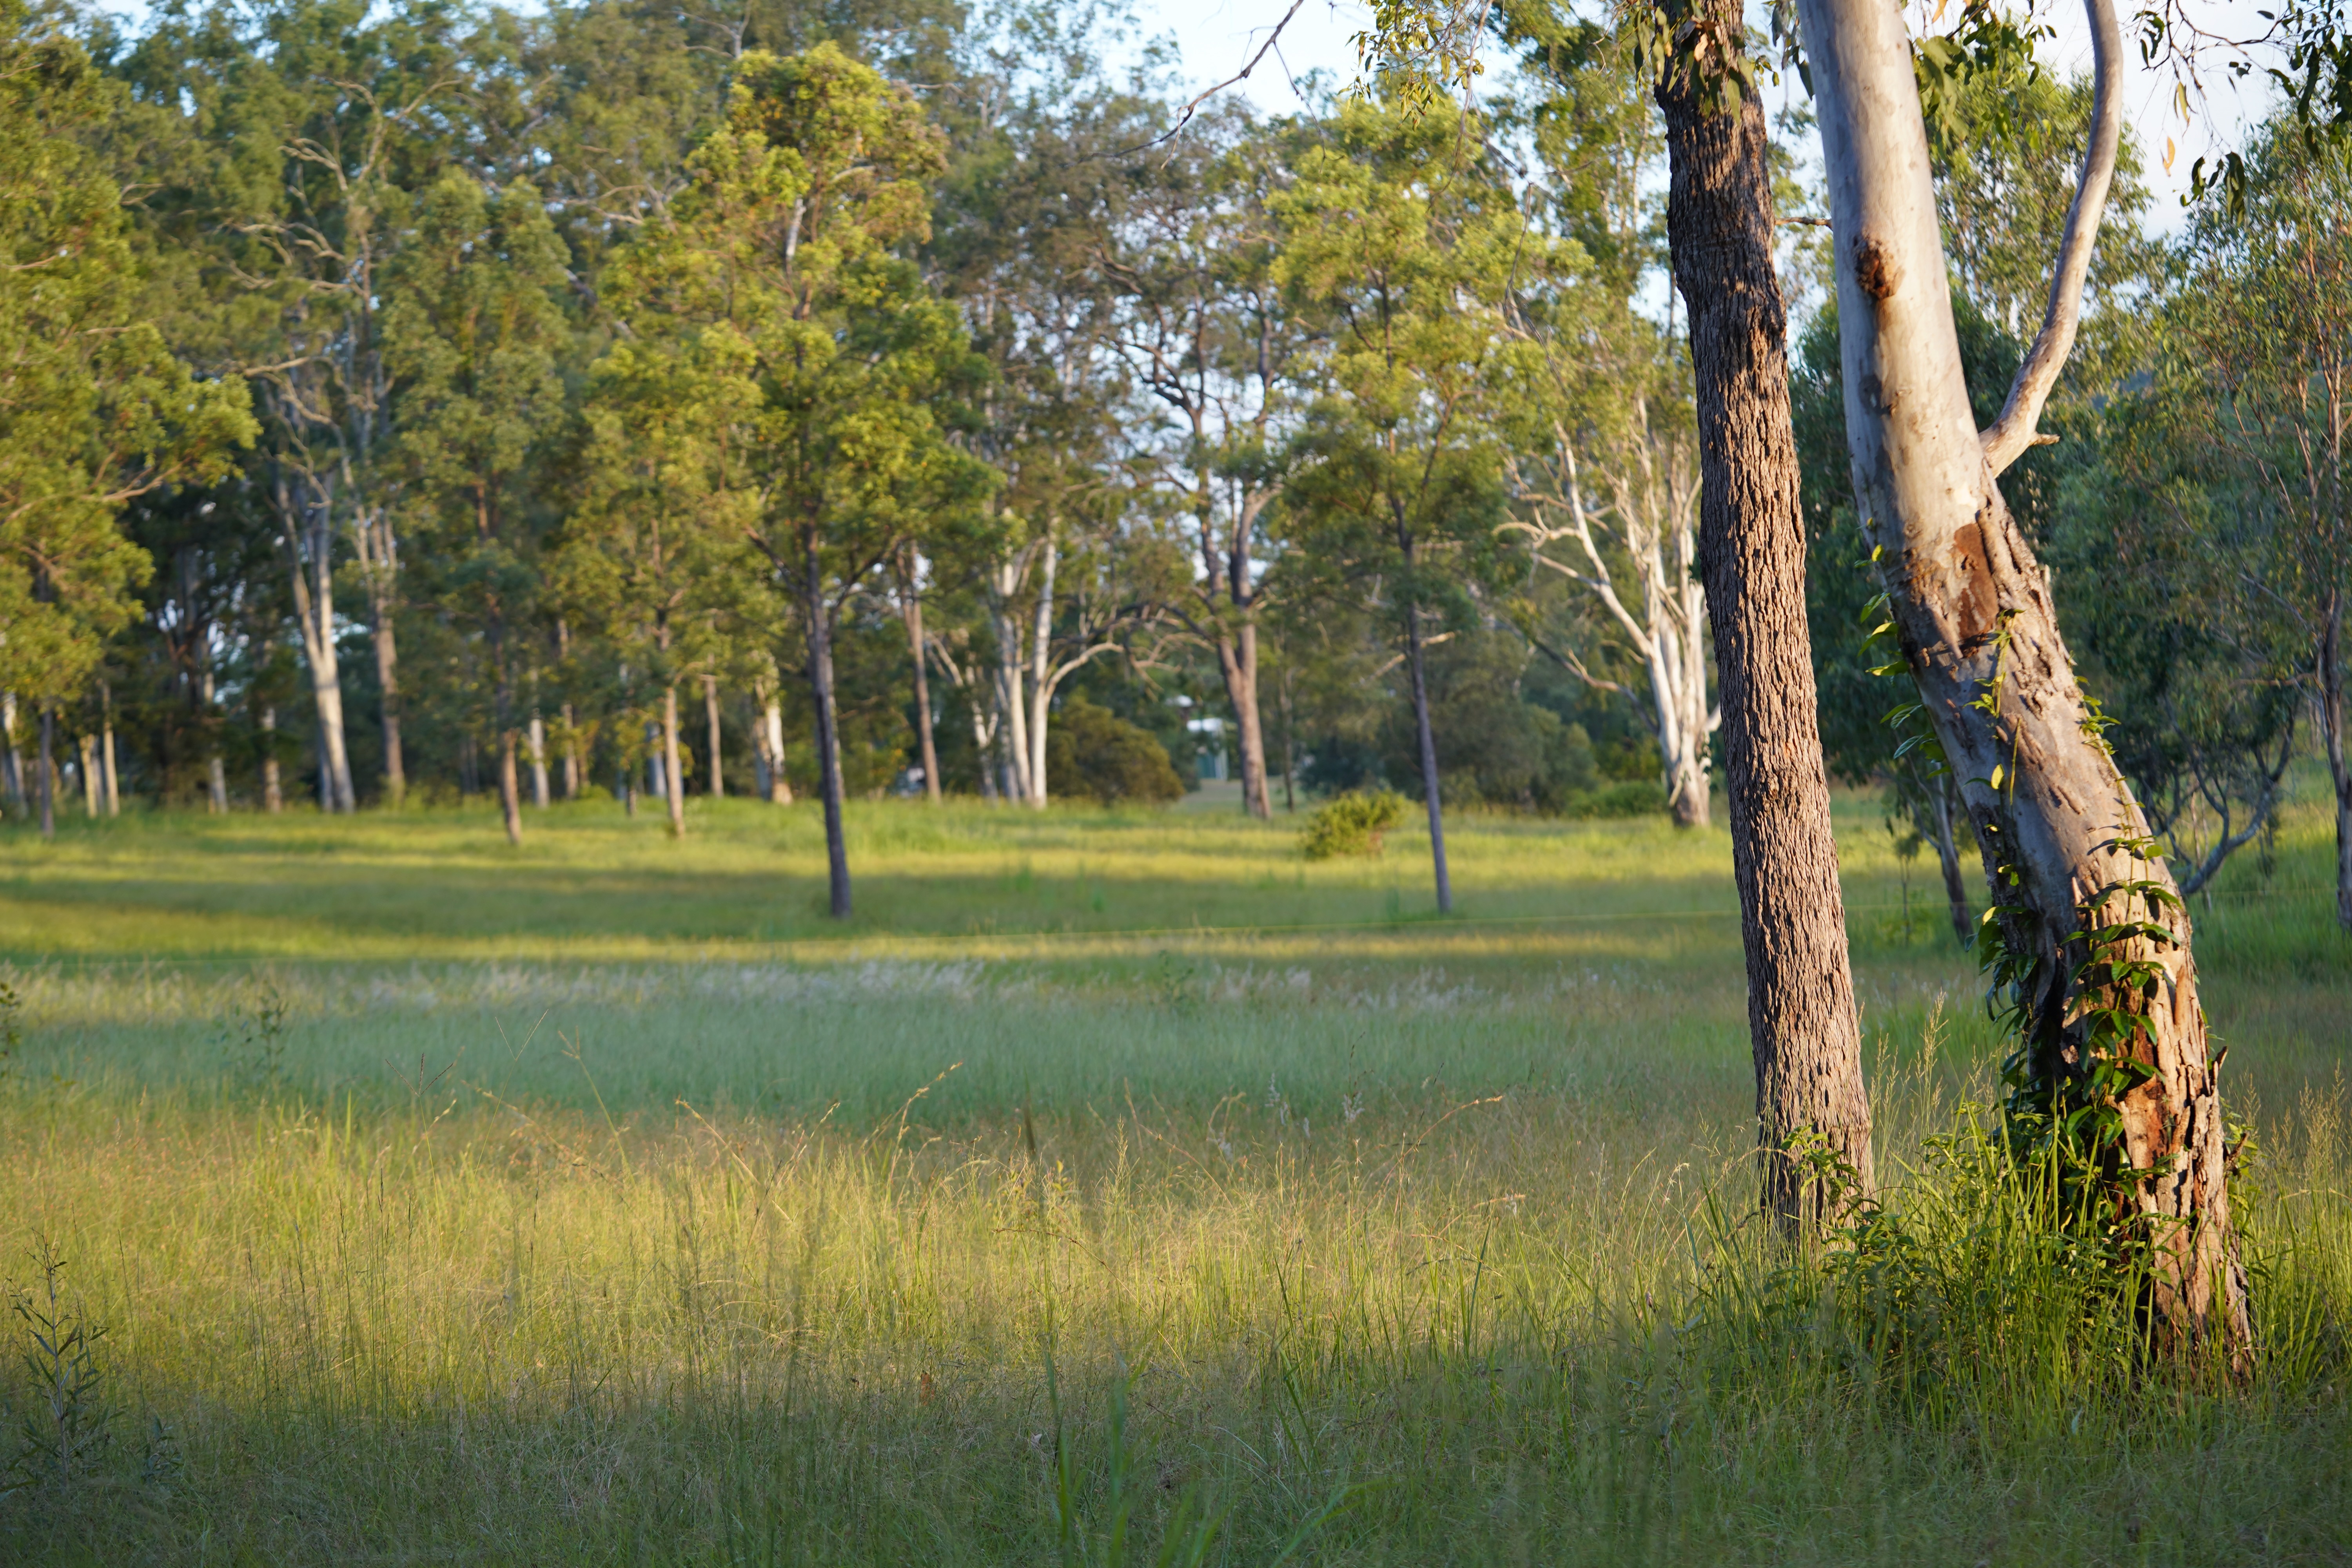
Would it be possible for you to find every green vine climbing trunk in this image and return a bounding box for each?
[1798,0,2250,1361]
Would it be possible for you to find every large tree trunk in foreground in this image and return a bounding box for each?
[1656,15,1875,1224]
[1798,0,2249,1357]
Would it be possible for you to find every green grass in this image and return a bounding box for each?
[0,789,2346,1564]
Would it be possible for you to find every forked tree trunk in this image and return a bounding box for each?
[1797,0,2249,1356]
[283,493,356,814]
[1214,625,1273,819]
[1656,6,1875,1223]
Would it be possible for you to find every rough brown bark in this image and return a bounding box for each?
[1656,25,1875,1223]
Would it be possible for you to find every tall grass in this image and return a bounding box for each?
[0,799,2345,1563]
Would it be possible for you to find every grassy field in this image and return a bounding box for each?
[0,787,2346,1564]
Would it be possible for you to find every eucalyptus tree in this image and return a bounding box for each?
[1795,0,2249,1354]
[383,169,572,846]
[566,337,766,838]
[1501,364,1715,826]
[1273,94,1530,913]
[1100,112,1299,819]
[611,44,987,913]
[127,0,466,811]
[0,0,256,839]
[927,18,1141,807]
[2176,117,2352,933]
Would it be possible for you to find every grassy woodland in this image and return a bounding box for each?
[0,791,2347,1565]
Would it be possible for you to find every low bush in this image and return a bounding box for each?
[1299,789,1407,859]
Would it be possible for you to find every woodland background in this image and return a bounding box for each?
[2,0,2339,931]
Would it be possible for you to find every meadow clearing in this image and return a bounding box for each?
[0,785,2347,1565]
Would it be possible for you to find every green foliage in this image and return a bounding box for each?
[1299,788,1407,859]
[0,0,254,706]
[1044,698,1183,808]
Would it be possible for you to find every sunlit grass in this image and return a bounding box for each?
[0,791,2344,1563]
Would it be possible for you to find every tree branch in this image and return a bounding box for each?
[1980,0,2123,476]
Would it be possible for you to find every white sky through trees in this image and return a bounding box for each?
[1128,0,2278,234]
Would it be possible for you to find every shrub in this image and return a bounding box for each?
[1564,780,1666,819]
[1045,698,1185,806]
[1300,789,1408,860]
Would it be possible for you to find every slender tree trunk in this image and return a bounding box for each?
[491,619,522,847]
[1215,627,1273,819]
[372,590,404,807]
[900,575,942,804]
[661,683,686,839]
[1403,601,1453,915]
[1656,11,1875,1224]
[37,705,54,841]
[1279,663,1298,813]
[987,562,1032,804]
[285,505,356,814]
[208,755,229,814]
[1026,535,1058,809]
[498,731,523,846]
[1798,0,2246,1355]
[99,684,118,817]
[764,689,792,804]
[1929,771,1970,947]
[805,562,851,918]
[704,677,726,800]
[261,705,283,814]
[2,693,21,815]
[528,714,550,808]
[78,734,96,819]
[2323,599,2350,931]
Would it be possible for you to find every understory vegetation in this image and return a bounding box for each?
[0,795,2346,1564]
